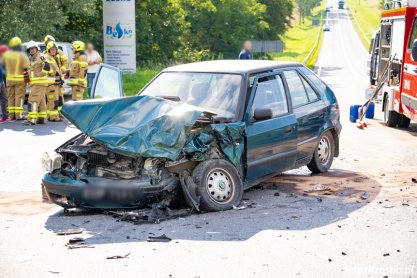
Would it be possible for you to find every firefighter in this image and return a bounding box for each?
[44,42,62,122]
[2,37,30,121]
[67,41,87,101]
[43,35,68,110]
[25,41,51,125]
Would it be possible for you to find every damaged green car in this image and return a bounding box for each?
[42,61,341,211]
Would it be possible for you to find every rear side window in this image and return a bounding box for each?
[301,77,319,101]
[298,67,327,93]
[284,70,309,107]
[252,75,288,117]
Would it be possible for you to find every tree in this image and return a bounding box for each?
[296,0,321,24]
[258,0,294,39]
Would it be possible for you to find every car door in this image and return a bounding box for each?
[245,72,297,183]
[90,64,124,99]
[283,69,326,161]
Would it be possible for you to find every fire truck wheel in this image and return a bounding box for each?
[384,96,400,127]
[307,131,334,174]
[398,115,411,128]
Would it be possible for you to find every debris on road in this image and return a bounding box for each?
[106,253,130,260]
[360,192,369,200]
[147,234,172,243]
[107,206,192,225]
[411,178,417,183]
[68,237,85,244]
[341,252,347,256]
[383,253,390,257]
[55,229,83,236]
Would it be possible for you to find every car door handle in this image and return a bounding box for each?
[285,127,293,133]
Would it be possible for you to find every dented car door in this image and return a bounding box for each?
[245,72,297,183]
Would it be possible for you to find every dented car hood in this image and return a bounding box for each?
[60,96,204,160]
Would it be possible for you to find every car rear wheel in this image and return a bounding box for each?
[307,131,334,173]
[192,159,243,211]
[384,96,400,127]
[398,115,411,128]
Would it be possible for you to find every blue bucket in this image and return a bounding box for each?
[365,103,375,119]
[349,105,361,123]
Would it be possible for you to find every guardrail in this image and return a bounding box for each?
[303,9,324,65]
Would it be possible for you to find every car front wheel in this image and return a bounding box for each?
[307,131,335,173]
[192,159,243,211]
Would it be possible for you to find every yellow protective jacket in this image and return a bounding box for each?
[3,50,30,85]
[56,49,69,73]
[29,51,51,86]
[68,52,87,87]
[44,53,61,85]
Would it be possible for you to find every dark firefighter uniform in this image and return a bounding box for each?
[3,37,30,120]
[68,41,87,101]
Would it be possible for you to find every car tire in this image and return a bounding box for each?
[307,131,335,174]
[384,96,399,127]
[398,115,411,128]
[192,159,243,212]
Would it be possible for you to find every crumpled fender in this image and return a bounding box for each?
[60,96,203,160]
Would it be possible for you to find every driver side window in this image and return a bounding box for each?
[252,75,288,118]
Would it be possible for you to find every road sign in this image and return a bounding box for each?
[252,40,283,53]
[103,0,136,73]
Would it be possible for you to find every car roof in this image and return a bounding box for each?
[163,60,302,74]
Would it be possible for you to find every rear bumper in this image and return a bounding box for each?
[42,174,179,209]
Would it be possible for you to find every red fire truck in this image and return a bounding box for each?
[368,0,417,128]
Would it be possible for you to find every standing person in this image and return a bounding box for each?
[25,41,50,125]
[67,41,87,101]
[43,35,68,110]
[2,37,30,121]
[85,43,102,98]
[0,45,9,123]
[238,41,253,60]
[44,42,62,122]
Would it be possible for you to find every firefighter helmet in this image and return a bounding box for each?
[46,41,58,53]
[9,37,22,48]
[44,35,56,45]
[72,41,85,52]
[26,40,39,52]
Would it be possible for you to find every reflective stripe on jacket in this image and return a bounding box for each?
[69,53,88,87]
[29,52,49,86]
[3,50,30,83]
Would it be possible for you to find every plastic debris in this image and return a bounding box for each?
[106,253,130,260]
[55,229,83,236]
[147,234,172,243]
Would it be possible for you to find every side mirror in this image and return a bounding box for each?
[253,107,273,121]
[412,40,417,62]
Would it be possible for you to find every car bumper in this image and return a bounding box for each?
[42,174,179,209]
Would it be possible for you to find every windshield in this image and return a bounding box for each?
[140,72,242,118]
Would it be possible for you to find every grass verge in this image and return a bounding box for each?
[345,0,381,49]
[122,69,160,96]
[271,0,325,68]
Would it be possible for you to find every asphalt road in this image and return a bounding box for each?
[1,6,417,278]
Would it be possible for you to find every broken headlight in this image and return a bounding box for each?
[41,152,63,173]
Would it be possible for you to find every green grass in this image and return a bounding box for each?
[270,1,325,68]
[122,69,160,96]
[346,0,381,48]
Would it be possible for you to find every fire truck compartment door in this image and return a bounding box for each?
[392,19,405,63]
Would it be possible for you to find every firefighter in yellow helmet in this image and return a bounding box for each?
[44,42,62,122]
[44,35,68,109]
[25,41,51,125]
[2,37,30,121]
[67,41,87,100]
